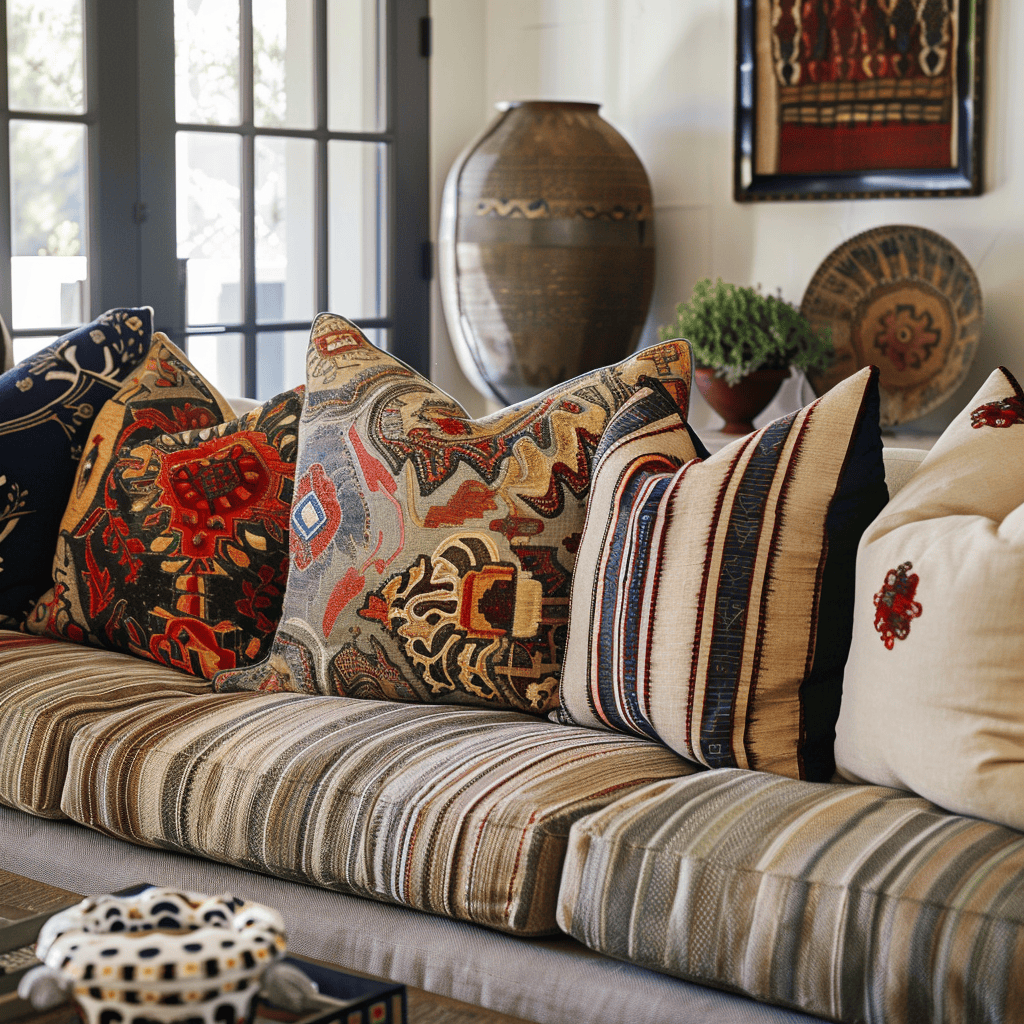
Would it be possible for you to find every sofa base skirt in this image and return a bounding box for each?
[0,807,825,1024]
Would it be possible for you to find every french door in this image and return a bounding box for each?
[0,0,430,396]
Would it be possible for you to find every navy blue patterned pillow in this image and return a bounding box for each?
[0,308,153,624]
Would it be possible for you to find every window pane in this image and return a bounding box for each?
[177,132,241,325]
[328,142,386,319]
[10,120,87,329]
[175,0,240,125]
[13,334,58,365]
[253,0,314,129]
[256,137,315,322]
[186,332,243,397]
[255,328,308,401]
[328,0,383,132]
[6,0,84,114]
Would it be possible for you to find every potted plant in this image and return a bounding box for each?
[659,278,833,434]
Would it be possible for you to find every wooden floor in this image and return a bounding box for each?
[0,872,532,1024]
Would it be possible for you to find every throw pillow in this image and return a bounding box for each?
[214,312,694,713]
[835,366,1024,830]
[23,334,290,680]
[0,308,153,624]
[559,366,887,781]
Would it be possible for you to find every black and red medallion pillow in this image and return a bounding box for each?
[214,312,694,713]
[0,308,153,625]
[26,336,300,679]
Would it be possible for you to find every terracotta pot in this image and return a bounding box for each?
[439,101,655,405]
[695,367,790,435]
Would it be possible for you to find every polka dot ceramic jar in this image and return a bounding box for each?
[32,888,287,1024]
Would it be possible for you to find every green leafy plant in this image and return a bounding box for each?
[659,278,833,385]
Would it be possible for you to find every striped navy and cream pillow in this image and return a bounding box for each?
[559,366,887,781]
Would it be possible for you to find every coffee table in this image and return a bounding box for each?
[0,871,530,1024]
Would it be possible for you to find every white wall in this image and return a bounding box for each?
[428,0,489,418]
[430,0,1022,435]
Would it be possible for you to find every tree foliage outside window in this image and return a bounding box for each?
[7,0,85,258]
[6,0,83,113]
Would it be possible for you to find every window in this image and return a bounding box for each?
[1,0,89,363]
[0,0,430,395]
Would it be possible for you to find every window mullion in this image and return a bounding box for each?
[314,0,328,315]
[137,0,183,347]
[0,5,12,337]
[91,0,143,316]
[240,0,256,396]
[242,130,256,396]
[390,0,430,375]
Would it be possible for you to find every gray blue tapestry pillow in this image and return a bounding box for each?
[214,313,694,714]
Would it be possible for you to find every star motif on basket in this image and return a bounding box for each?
[873,561,922,650]
[970,396,1024,429]
[873,304,940,372]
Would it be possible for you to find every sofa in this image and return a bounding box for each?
[3,309,1024,1024]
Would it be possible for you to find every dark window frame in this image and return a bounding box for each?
[0,0,430,389]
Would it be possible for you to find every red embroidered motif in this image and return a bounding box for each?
[970,397,1024,429]
[873,561,922,649]
[82,538,115,617]
[323,565,368,636]
[147,613,238,677]
[490,514,544,541]
[424,479,497,528]
[314,325,365,359]
[153,435,288,560]
[430,414,470,436]
[235,560,287,633]
[169,403,220,432]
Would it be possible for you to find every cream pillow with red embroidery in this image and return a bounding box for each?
[835,367,1024,829]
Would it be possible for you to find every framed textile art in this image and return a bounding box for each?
[735,0,985,201]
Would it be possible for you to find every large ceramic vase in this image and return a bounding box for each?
[439,101,655,405]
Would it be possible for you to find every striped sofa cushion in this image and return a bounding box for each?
[60,691,696,935]
[559,367,887,780]
[557,768,1024,1024]
[0,630,211,817]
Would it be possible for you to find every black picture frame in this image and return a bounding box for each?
[734,0,985,202]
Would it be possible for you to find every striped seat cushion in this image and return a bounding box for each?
[557,768,1024,1024]
[559,367,887,780]
[0,630,211,817]
[61,691,696,935]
